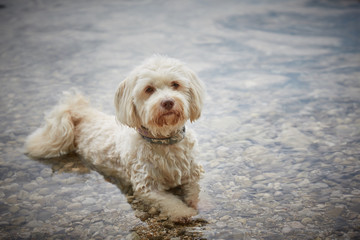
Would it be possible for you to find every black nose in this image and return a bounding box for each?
[161,99,174,110]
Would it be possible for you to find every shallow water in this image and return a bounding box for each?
[1,0,360,239]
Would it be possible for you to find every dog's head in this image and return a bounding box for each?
[114,56,205,137]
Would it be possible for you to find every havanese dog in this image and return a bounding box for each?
[25,55,205,222]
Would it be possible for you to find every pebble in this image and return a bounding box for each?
[253,175,266,181]
[67,203,82,210]
[216,221,227,228]
[216,146,230,157]
[289,221,305,229]
[312,182,329,189]
[9,205,20,213]
[40,168,53,177]
[44,206,58,213]
[6,195,17,204]
[23,182,38,191]
[11,217,26,226]
[282,226,292,234]
[126,232,141,240]
[274,191,283,196]
[326,207,344,218]
[18,189,30,199]
[118,203,132,211]
[55,199,70,208]
[37,188,52,196]
[82,198,96,205]
[279,125,313,149]
[298,208,314,217]
[28,193,42,201]
[220,215,231,221]
[38,211,53,221]
[36,177,46,185]
[298,179,310,187]
[63,177,80,185]
[26,220,44,228]
[3,183,19,192]
[301,217,312,225]
[252,183,267,190]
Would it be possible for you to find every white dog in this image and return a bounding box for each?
[25,56,205,222]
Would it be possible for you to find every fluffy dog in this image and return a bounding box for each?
[25,56,205,222]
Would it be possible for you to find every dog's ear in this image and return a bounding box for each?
[114,79,140,128]
[187,70,205,122]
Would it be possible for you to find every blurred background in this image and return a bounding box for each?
[1,0,359,239]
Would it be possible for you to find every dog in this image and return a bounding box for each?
[25,56,205,222]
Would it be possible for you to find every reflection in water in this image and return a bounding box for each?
[30,153,208,239]
[32,153,90,175]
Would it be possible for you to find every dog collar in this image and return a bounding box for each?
[137,126,186,145]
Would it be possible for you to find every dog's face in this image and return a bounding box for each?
[114,56,205,137]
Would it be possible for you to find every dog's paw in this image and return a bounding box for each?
[172,216,192,224]
[185,197,199,210]
[168,206,198,223]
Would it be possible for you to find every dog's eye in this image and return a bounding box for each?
[145,86,155,94]
[171,82,180,89]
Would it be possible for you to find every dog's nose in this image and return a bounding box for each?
[161,99,175,110]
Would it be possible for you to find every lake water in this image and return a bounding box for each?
[1,0,360,239]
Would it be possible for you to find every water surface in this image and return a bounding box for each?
[1,0,360,239]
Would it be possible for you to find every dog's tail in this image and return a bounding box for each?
[25,91,89,158]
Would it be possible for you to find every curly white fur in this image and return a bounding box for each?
[25,56,205,222]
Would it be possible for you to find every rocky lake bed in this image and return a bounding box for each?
[1,0,360,239]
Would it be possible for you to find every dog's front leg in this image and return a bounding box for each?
[137,190,198,222]
[182,181,200,209]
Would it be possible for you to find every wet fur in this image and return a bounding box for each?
[25,56,205,222]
